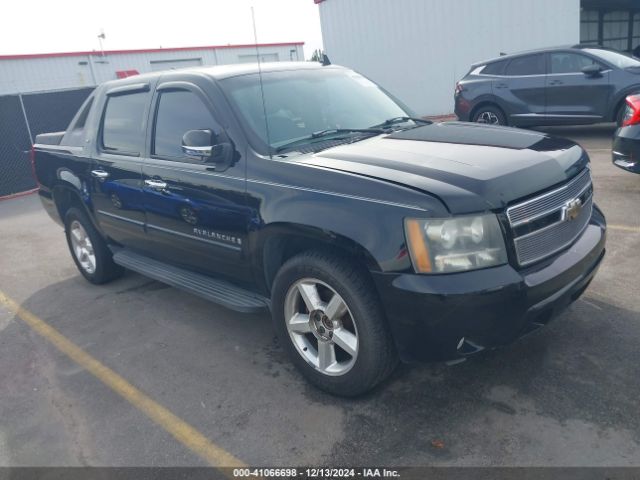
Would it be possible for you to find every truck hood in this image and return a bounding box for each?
[295,122,589,214]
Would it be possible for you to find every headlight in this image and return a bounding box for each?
[404,214,507,273]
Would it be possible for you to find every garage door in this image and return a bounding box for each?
[149,58,203,71]
[237,53,279,63]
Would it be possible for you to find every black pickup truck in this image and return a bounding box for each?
[33,62,606,396]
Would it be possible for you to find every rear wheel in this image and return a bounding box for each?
[472,105,507,126]
[64,207,123,284]
[271,251,398,396]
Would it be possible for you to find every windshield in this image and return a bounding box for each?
[219,68,412,153]
[583,48,640,69]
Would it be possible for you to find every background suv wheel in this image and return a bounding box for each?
[472,105,507,126]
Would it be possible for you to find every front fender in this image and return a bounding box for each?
[246,184,440,295]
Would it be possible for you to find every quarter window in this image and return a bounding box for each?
[101,92,148,155]
[71,97,94,131]
[153,90,218,159]
[482,60,507,75]
[504,54,546,76]
[65,95,94,146]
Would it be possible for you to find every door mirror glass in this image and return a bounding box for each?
[182,129,214,159]
[582,64,603,76]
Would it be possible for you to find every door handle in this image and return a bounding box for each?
[495,83,508,89]
[91,169,110,179]
[144,179,168,190]
[549,80,563,86]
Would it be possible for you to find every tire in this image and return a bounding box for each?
[64,207,124,284]
[271,250,398,396]
[472,105,507,126]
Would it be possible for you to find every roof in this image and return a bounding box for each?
[472,44,610,67]
[99,61,337,89]
[0,42,304,61]
[201,61,331,80]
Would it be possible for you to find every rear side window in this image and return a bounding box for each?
[482,60,507,75]
[504,54,546,76]
[101,92,148,155]
[152,90,218,159]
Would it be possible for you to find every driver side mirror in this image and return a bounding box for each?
[182,129,214,160]
[181,129,236,171]
[581,64,603,77]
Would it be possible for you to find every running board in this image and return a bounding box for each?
[112,249,269,313]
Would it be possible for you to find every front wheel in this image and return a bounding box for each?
[271,251,398,396]
[472,105,507,126]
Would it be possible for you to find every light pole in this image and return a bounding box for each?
[97,30,106,57]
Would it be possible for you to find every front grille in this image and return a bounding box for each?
[507,169,591,225]
[507,169,593,267]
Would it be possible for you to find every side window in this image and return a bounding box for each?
[504,54,546,76]
[482,60,507,75]
[550,52,602,74]
[101,92,148,155]
[152,89,218,160]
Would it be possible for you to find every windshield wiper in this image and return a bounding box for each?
[275,128,384,153]
[311,128,384,138]
[370,116,433,129]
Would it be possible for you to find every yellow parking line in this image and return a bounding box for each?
[0,289,245,470]
[608,224,640,233]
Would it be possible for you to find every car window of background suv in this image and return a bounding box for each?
[550,52,601,74]
[504,54,546,76]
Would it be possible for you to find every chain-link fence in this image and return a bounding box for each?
[0,87,94,198]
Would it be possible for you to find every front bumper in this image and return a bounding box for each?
[613,125,640,173]
[373,205,606,363]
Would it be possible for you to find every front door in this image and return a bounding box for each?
[141,82,253,283]
[545,51,612,121]
[91,85,151,250]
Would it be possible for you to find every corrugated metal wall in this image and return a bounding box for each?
[0,44,304,95]
[319,0,580,116]
[581,8,640,52]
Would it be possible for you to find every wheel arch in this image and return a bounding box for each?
[609,86,640,122]
[51,183,102,233]
[256,223,381,295]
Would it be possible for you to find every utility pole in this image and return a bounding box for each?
[97,30,106,57]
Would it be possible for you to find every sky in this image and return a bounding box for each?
[0,0,324,58]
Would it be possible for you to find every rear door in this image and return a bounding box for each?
[141,80,252,282]
[497,53,547,125]
[545,51,611,121]
[91,83,152,250]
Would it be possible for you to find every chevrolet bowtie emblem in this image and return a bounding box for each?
[562,198,583,222]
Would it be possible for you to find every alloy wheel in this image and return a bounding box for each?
[476,111,500,125]
[69,220,96,274]
[284,278,358,376]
